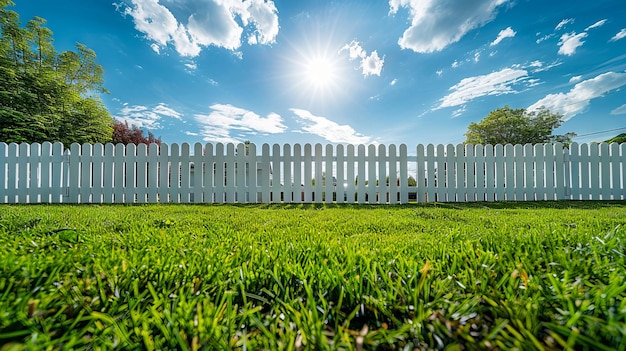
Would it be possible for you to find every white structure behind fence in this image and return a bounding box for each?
[1,142,624,204]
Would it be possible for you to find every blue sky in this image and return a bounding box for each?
[15,0,626,146]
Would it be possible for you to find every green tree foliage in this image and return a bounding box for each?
[464,106,576,146]
[605,133,626,144]
[0,3,113,144]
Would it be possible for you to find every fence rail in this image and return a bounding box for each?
[1,142,624,204]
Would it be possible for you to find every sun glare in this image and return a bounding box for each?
[281,29,354,108]
[305,57,336,88]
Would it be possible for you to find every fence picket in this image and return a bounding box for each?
[554,143,566,200]
[346,145,356,203]
[325,144,334,204]
[91,143,104,203]
[237,143,247,203]
[475,144,486,202]
[389,144,398,204]
[148,143,159,203]
[513,144,524,201]
[466,144,476,202]
[272,144,282,203]
[293,144,303,203]
[314,144,323,203]
[158,143,170,203]
[283,144,293,203]
[27,143,41,203]
[454,144,464,202]
[39,142,52,203]
[399,144,408,204]
[136,144,148,203]
[248,143,257,203]
[609,143,621,199]
[0,143,5,203]
[589,143,600,200]
[600,143,611,200]
[616,143,626,200]
[336,144,346,204]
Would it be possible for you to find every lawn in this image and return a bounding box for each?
[1,202,625,350]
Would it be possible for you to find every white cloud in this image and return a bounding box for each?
[438,68,529,108]
[340,41,384,77]
[611,104,626,115]
[436,69,443,76]
[194,104,286,143]
[186,1,243,50]
[528,71,626,120]
[555,18,574,31]
[117,0,279,57]
[342,40,366,59]
[451,60,460,68]
[529,59,562,73]
[490,27,516,46]
[474,51,481,63]
[388,0,511,53]
[610,28,626,42]
[569,75,582,83]
[245,0,280,45]
[361,51,384,76]
[536,33,554,44]
[116,103,182,129]
[585,19,607,31]
[452,106,466,118]
[150,43,160,54]
[558,32,587,56]
[390,79,398,86]
[153,103,183,119]
[291,109,371,144]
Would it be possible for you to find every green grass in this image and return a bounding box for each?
[1,202,625,350]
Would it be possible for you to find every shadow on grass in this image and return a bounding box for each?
[6,200,625,211]
[198,200,626,211]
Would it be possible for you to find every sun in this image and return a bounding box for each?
[304,56,337,89]
[279,27,354,108]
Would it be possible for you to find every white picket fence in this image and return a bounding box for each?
[0,142,624,204]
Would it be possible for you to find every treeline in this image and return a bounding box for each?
[0,0,114,144]
[0,1,160,146]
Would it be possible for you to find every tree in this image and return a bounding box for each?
[605,133,626,144]
[464,106,576,146]
[0,2,113,144]
[112,120,161,145]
